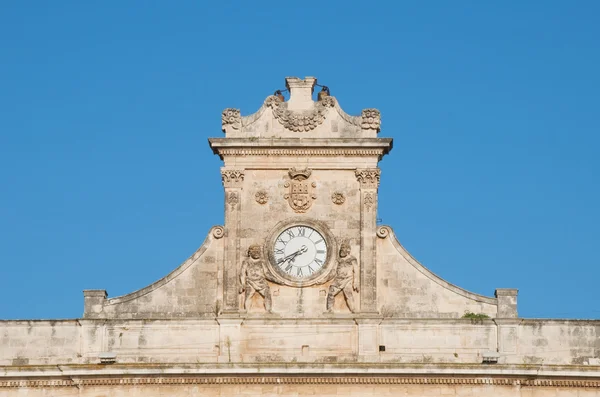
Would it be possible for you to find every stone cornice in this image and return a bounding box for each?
[208,138,393,159]
[2,374,600,389]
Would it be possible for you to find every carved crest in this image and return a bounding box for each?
[284,168,317,213]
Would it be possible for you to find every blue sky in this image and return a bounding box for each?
[1,1,599,320]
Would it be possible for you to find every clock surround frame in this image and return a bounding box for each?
[265,217,337,288]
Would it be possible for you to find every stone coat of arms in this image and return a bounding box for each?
[284,168,317,213]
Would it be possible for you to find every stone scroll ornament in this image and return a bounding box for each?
[265,95,336,132]
[284,168,317,213]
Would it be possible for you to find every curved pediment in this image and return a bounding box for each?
[221,77,380,139]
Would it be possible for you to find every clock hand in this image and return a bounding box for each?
[277,249,302,265]
[276,245,308,265]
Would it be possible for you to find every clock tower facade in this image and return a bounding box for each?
[210,76,391,316]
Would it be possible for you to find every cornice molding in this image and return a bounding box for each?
[2,376,599,388]
[215,148,388,157]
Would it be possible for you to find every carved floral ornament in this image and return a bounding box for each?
[221,169,244,186]
[221,108,241,131]
[265,95,336,132]
[361,108,381,131]
[255,190,269,205]
[227,191,239,208]
[364,192,375,211]
[355,168,381,188]
[221,96,381,133]
[331,191,345,205]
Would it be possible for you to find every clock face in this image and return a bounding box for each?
[273,225,328,280]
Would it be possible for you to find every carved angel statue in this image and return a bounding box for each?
[239,244,277,313]
[326,241,360,313]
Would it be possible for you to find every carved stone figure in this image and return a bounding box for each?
[239,244,276,312]
[326,242,360,313]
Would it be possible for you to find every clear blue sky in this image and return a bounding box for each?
[1,2,599,320]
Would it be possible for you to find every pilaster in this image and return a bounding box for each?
[221,168,244,312]
[355,317,381,361]
[216,318,244,363]
[495,288,519,318]
[355,168,380,313]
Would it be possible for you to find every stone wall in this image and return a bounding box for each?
[1,318,599,367]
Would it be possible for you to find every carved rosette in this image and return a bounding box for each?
[221,108,241,131]
[265,95,336,132]
[283,168,317,213]
[361,108,381,131]
[355,169,381,189]
[221,169,244,188]
[255,190,269,205]
[331,191,346,205]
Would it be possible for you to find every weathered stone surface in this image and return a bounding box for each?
[1,76,597,396]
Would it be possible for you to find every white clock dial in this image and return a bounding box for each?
[273,225,328,279]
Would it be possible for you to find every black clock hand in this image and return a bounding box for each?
[276,245,308,265]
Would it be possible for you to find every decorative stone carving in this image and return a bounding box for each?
[265,95,335,132]
[364,192,375,211]
[361,108,381,131]
[221,108,241,131]
[355,168,381,188]
[221,169,244,187]
[326,241,359,313]
[255,190,269,205]
[239,244,278,312]
[331,191,345,205]
[216,148,388,157]
[376,226,390,239]
[212,226,225,239]
[227,192,239,208]
[284,168,317,213]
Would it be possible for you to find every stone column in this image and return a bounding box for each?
[221,168,244,313]
[355,168,380,313]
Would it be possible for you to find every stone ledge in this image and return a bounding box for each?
[2,374,600,389]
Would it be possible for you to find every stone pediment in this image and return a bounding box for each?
[81,76,513,321]
[221,77,380,139]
